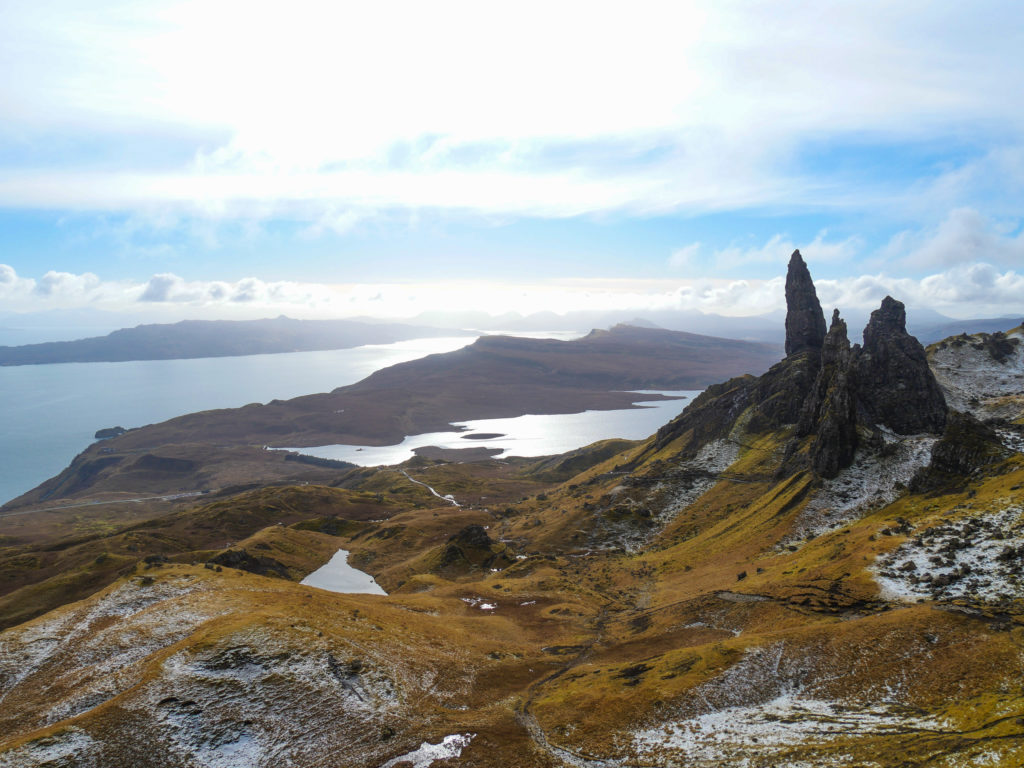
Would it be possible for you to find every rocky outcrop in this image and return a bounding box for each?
[643,255,950,479]
[854,296,947,436]
[798,310,858,477]
[784,250,827,357]
[787,296,949,478]
[910,411,1010,492]
[209,549,291,579]
[434,525,514,572]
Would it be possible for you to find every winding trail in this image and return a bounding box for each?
[397,470,461,507]
[516,607,644,768]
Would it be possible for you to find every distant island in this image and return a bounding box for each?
[0,316,474,366]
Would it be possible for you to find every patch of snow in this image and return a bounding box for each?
[146,632,408,766]
[783,434,937,547]
[659,439,741,512]
[460,597,497,610]
[601,438,743,555]
[632,694,947,767]
[873,506,1024,603]
[625,641,953,766]
[0,727,98,768]
[996,427,1024,454]
[929,333,1024,423]
[694,437,744,474]
[301,549,387,595]
[378,733,475,768]
[0,575,217,720]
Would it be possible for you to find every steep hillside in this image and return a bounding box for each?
[2,252,1023,767]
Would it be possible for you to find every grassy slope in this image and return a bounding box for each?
[2,344,1024,765]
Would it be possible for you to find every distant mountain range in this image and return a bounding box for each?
[0,316,473,366]
[1,308,1017,366]
[357,307,1022,345]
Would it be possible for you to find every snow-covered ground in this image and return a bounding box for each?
[873,506,1024,603]
[929,331,1024,424]
[627,642,950,767]
[604,438,742,554]
[0,574,217,718]
[657,438,742,516]
[783,434,937,548]
[0,727,99,768]
[632,694,946,767]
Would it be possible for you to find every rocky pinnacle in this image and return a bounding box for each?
[784,250,827,357]
[799,309,858,477]
[855,295,947,435]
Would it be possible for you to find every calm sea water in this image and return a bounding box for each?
[286,391,700,466]
[0,337,476,505]
[1,332,694,506]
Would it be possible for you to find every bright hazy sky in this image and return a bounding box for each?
[1,1,1023,323]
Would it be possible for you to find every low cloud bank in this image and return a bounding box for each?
[1,262,1020,323]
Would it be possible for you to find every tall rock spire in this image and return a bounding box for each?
[784,250,827,357]
[798,309,858,478]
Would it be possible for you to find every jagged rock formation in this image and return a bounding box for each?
[746,251,830,432]
[654,256,948,479]
[784,250,827,357]
[855,296,947,435]
[795,298,948,478]
[798,310,858,477]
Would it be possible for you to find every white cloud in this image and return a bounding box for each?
[817,265,1024,319]
[711,231,862,271]
[668,231,861,276]
[878,207,1024,270]
[0,2,1022,221]
[2,258,1020,325]
[33,270,102,297]
[139,274,187,302]
[669,243,701,270]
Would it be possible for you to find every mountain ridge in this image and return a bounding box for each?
[0,316,474,366]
